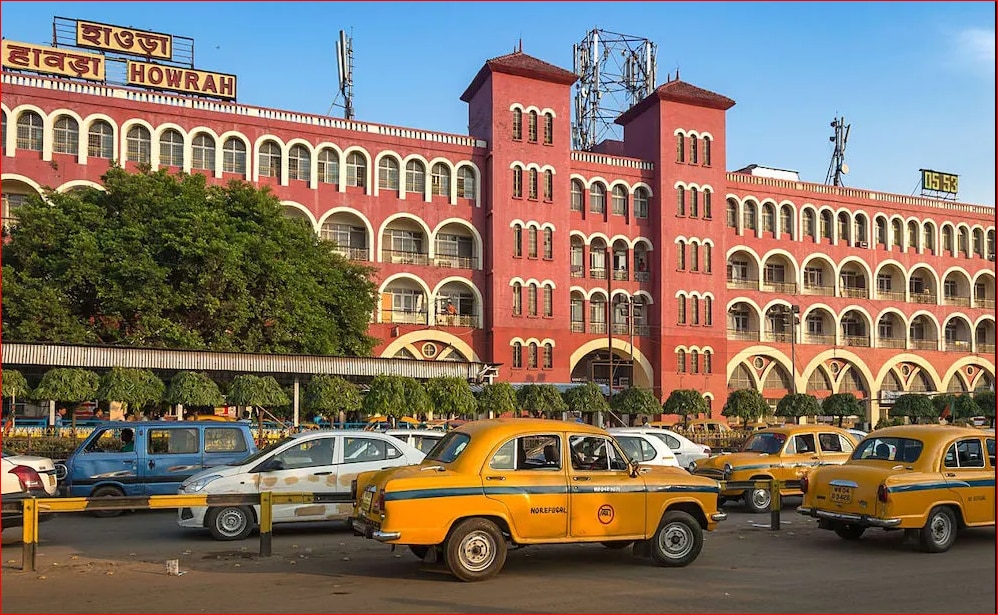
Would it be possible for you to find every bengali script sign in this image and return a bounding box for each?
[127,61,237,100]
[76,20,173,60]
[1,40,105,81]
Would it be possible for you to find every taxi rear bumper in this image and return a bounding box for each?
[350,516,401,542]
[797,506,901,528]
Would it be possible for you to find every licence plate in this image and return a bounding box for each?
[830,485,853,504]
[359,489,374,512]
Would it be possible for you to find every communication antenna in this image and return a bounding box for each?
[330,29,355,120]
[825,116,851,186]
[572,28,657,151]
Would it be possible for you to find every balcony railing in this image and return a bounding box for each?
[383,250,430,266]
[943,296,971,307]
[332,245,369,261]
[878,337,906,349]
[877,290,905,301]
[613,270,629,282]
[910,339,937,351]
[978,343,996,354]
[436,314,478,328]
[382,310,427,325]
[803,334,835,345]
[570,321,585,333]
[634,325,651,337]
[802,284,835,296]
[727,328,759,341]
[843,335,870,347]
[764,331,794,343]
[910,291,936,304]
[433,254,477,269]
[946,340,972,352]
[727,277,758,289]
[840,286,868,299]
[590,268,608,280]
[590,322,607,334]
[762,281,797,294]
[976,298,996,309]
[611,323,629,335]
[634,271,650,283]
[571,266,585,278]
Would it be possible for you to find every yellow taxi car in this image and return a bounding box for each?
[797,425,995,552]
[349,419,726,582]
[693,425,857,513]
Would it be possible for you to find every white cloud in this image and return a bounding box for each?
[956,27,996,67]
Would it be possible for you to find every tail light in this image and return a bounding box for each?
[11,465,44,491]
[377,490,386,514]
[800,474,809,494]
[877,484,889,503]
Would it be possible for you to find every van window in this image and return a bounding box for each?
[205,427,248,453]
[149,428,199,454]
[84,427,132,453]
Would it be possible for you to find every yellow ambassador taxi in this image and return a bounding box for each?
[350,419,726,582]
[797,425,996,552]
[692,425,857,513]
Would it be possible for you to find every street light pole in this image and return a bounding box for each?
[789,304,800,395]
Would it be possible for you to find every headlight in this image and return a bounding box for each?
[183,474,222,493]
[722,463,732,480]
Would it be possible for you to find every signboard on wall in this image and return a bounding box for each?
[127,60,237,100]
[2,39,105,81]
[75,19,173,60]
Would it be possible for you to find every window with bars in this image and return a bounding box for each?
[543,229,553,260]
[528,227,538,258]
[690,135,699,164]
[528,284,538,316]
[513,225,523,257]
[159,129,184,167]
[222,138,247,174]
[405,160,426,195]
[513,167,523,198]
[512,109,523,140]
[763,204,775,232]
[612,186,627,216]
[318,149,339,184]
[677,186,686,216]
[690,242,699,271]
[677,241,686,270]
[512,342,523,367]
[690,188,699,218]
[53,116,79,155]
[528,343,538,368]
[590,184,606,214]
[543,113,553,144]
[431,163,450,197]
[590,299,606,326]
[528,111,538,143]
[704,297,713,326]
[571,180,584,211]
[387,230,423,253]
[543,343,553,369]
[87,121,114,159]
[288,144,311,182]
[192,134,216,171]
[677,296,687,324]
[726,202,738,228]
[780,207,792,235]
[676,134,685,163]
[513,283,523,315]
[703,136,711,166]
[677,349,687,373]
[378,157,400,191]
[690,349,699,373]
[457,165,476,199]
[692,296,700,325]
[258,141,282,179]
[703,189,712,219]
[1,192,28,230]
[543,285,553,317]
[744,203,757,231]
[634,188,649,218]
[126,125,151,164]
[543,170,553,201]
[346,152,366,188]
[703,350,712,373]
[1,113,5,155]
[16,111,43,151]
[704,244,712,273]
[528,169,538,200]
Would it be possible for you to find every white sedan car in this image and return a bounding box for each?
[2,452,58,496]
[608,429,680,468]
[610,427,711,471]
[178,430,425,540]
[384,429,445,454]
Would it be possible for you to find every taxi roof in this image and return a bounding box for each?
[756,424,853,436]
[863,424,987,440]
[445,419,608,471]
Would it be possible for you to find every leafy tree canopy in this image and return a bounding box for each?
[164,371,225,408]
[32,368,99,402]
[96,367,164,410]
[362,375,416,418]
[1,369,31,399]
[662,389,707,417]
[777,393,821,418]
[973,391,995,427]
[821,393,863,426]
[1,167,377,355]
[425,376,476,417]
[226,374,289,409]
[476,383,518,416]
[563,382,609,415]
[721,388,768,423]
[303,375,361,415]
[517,384,567,416]
[951,393,982,420]
[889,394,936,423]
[611,386,661,416]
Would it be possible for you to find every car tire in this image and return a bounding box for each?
[744,486,772,514]
[600,540,633,549]
[650,511,703,567]
[834,523,866,540]
[918,506,957,553]
[207,506,254,541]
[443,518,507,582]
[89,485,125,518]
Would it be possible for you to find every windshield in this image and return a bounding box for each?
[851,437,923,463]
[742,432,786,454]
[425,432,470,463]
[236,436,294,467]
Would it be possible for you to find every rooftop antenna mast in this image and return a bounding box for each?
[825,116,850,186]
[572,28,657,151]
[332,29,355,120]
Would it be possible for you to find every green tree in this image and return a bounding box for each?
[96,367,165,415]
[1,369,31,427]
[362,375,407,418]
[476,382,519,417]
[226,374,289,417]
[721,388,768,423]
[517,384,567,418]
[303,375,361,421]
[777,393,821,420]
[821,393,863,426]
[563,382,609,415]
[164,371,225,408]
[425,376,476,418]
[973,390,995,427]
[612,386,661,417]
[952,393,983,422]
[931,394,956,421]
[889,394,936,424]
[662,389,707,426]
[32,368,100,404]
[1,167,377,355]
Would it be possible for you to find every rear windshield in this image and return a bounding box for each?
[425,432,470,463]
[742,432,786,454]
[851,437,923,463]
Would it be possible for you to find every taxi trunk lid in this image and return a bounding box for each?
[809,463,900,517]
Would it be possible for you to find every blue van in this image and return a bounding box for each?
[61,421,257,510]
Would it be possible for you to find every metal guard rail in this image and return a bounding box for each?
[4,479,784,573]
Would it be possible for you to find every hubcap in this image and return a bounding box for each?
[751,488,771,510]
[930,513,952,545]
[458,530,496,572]
[219,509,246,534]
[659,522,694,558]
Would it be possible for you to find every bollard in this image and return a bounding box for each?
[769,479,781,531]
[22,498,38,571]
[259,491,273,557]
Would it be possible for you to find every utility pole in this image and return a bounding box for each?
[606,245,614,402]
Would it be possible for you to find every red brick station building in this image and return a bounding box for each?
[2,44,995,427]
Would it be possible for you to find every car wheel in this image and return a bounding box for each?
[600,540,633,549]
[745,487,772,514]
[650,511,703,567]
[834,523,866,540]
[444,518,507,582]
[89,485,125,518]
[919,506,957,553]
[207,506,254,541]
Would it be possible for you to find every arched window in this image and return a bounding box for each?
[907,221,919,251]
[780,207,793,236]
[612,185,627,216]
[318,149,339,185]
[590,183,606,214]
[703,349,712,373]
[543,170,553,201]
[690,349,700,373]
[892,219,904,248]
[405,160,425,195]
[958,227,969,255]
[877,218,889,247]
[512,342,523,367]
[942,226,954,253]
[457,165,476,199]
[528,342,538,368]
[512,224,523,258]
[676,133,685,163]
[543,113,553,145]
[222,137,247,174]
[378,157,399,191]
[288,144,311,182]
[703,136,712,166]
[528,227,538,258]
[763,203,776,233]
[837,212,850,243]
[543,343,553,369]
[1,112,6,155]
[528,110,538,142]
[528,168,538,200]
[16,111,43,151]
[677,295,687,324]
[571,179,584,211]
[159,129,184,167]
[677,349,687,373]
[512,282,522,315]
[431,163,450,197]
[528,283,538,316]
[727,200,737,228]
[923,223,935,253]
[704,244,712,273]
[820,211,832,240]
[512,167,523,198]
[690,135,699,164]
[703,189,712,219]
[512,108,522,140]
[803,210,816,239]
[744,201,757,231]
[53,116,79,155]
[677,240,686,270]
[346,152,366,188]
[258,141,282,179]
[690,187,699,217]
[543,284,553,317]
[543,228,553,260]
[690,241,699,272]
[126,125,151,164]
[191,134,215,171]
[677,186,686,216]
[634,187,649,218]
[704,296,713,325]
[87,120,114,159]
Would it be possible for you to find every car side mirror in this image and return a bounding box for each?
[258,459,285,472]
[628,460,640,478]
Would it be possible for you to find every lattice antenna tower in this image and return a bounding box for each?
[825,116,851,186]
[329,29,355,120]
[572,29,657,151]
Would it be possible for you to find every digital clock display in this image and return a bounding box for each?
[921,169,959,195]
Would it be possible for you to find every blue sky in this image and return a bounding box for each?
[3,2,994,205]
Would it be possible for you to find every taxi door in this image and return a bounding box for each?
[783,432,820,487]
[942,437,994,525]
[567,434,645,539]
[482,433,569,540]
[816,431,854,466]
